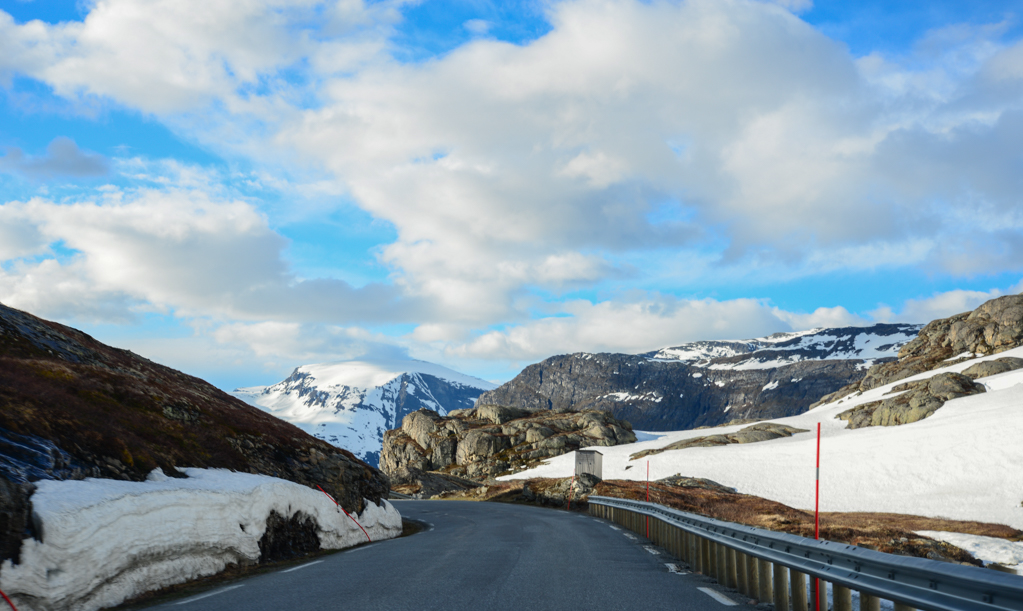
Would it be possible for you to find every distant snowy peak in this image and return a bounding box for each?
[232,359,495,468]
[643,323,923,369]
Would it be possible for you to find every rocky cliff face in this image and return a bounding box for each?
[476,324,920,430]
[381,406,636,493]
[0,302,390,565]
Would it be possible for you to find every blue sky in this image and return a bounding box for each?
[1,0,1022,390]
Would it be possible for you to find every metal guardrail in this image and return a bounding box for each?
[588,496,1023,611]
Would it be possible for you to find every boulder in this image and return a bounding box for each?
[961,357,1023,380]
[475,404,531,425]
[631,422,807,460]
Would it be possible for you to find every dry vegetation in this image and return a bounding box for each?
[430,476,1020,564]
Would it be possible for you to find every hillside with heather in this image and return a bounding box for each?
[0,301,390,566]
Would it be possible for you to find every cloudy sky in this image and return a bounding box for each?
[1,0,1022,389]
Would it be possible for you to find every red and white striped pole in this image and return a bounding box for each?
[814,422,821,611]
[316,485,372,542]
[646,460,650,539]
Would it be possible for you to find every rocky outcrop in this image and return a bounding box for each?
[0,479,35,565]
[475,324,921,431]
[837,373,986,429]
[845,295,1023,394]
[630,422,808,459]
[0,301,390,565]
[381,407,636,485]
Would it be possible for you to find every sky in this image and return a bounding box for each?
[1,0,1022,390]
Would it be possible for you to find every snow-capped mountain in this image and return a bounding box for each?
[233,359,496,467]
[477,323,924,430]
[645,323,922,369]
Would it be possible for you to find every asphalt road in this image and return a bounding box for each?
[144,501,743,611]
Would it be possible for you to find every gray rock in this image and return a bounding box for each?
[838,372,985,429]
[475,404,530,425]
[961,357,1023,380]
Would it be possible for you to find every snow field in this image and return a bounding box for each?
[0,468,402,611]
[505,347,1023,565]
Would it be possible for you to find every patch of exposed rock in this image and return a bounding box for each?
[380,406,636,486]
[837,373,986,429]
[961,357,1023,380]
[630,422,808,460]
[388,467,481,499]
[258,510,321,563]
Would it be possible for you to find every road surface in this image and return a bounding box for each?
[142,500,744,611]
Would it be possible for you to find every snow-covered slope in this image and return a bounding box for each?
[505,347,1023,532]
[0,468,401,611]
[646,323,922,369]
[233,359,496,467]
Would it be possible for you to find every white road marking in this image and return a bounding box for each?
[643,546,660,555]
[698,587,738,606]
[608,525,621,531]
[624,533,638,540]
[174,585,244,605]
[665,563,689,575]
[282,560,323,573]
[346,545,371,553]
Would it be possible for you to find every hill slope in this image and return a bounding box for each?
[233,360,495,466]
[0,302,389,564]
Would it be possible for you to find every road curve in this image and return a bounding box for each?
[144,500,741,611]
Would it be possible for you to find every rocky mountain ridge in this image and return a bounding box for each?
[233,360,494,467]
[477,324,921,430]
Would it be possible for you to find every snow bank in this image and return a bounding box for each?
[0,468,402,611]
[916,531,1023,575]
[505,347,1023,531]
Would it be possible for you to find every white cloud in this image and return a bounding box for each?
[0,187,422,324]
[870,287,1014,324]
[443,296,792,361]
[0,137,108,178]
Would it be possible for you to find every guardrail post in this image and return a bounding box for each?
[893,602,915,611]
[860,593,880,611]
[834,584,851,611]
[725,546,738,589]
[736,551,749,596]
[747,553,760,601]
[773,563,789,611]
[702,537,711,576]
[759,558,773,604]
[791,570,808,611]
[715,542,727,582]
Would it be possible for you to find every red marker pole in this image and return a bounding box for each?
[814,423,821,611]
[316,485,372,542]
[0,588,18,610]
[646,460,650,539]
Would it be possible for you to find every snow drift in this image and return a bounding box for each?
[0,468,402,611]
